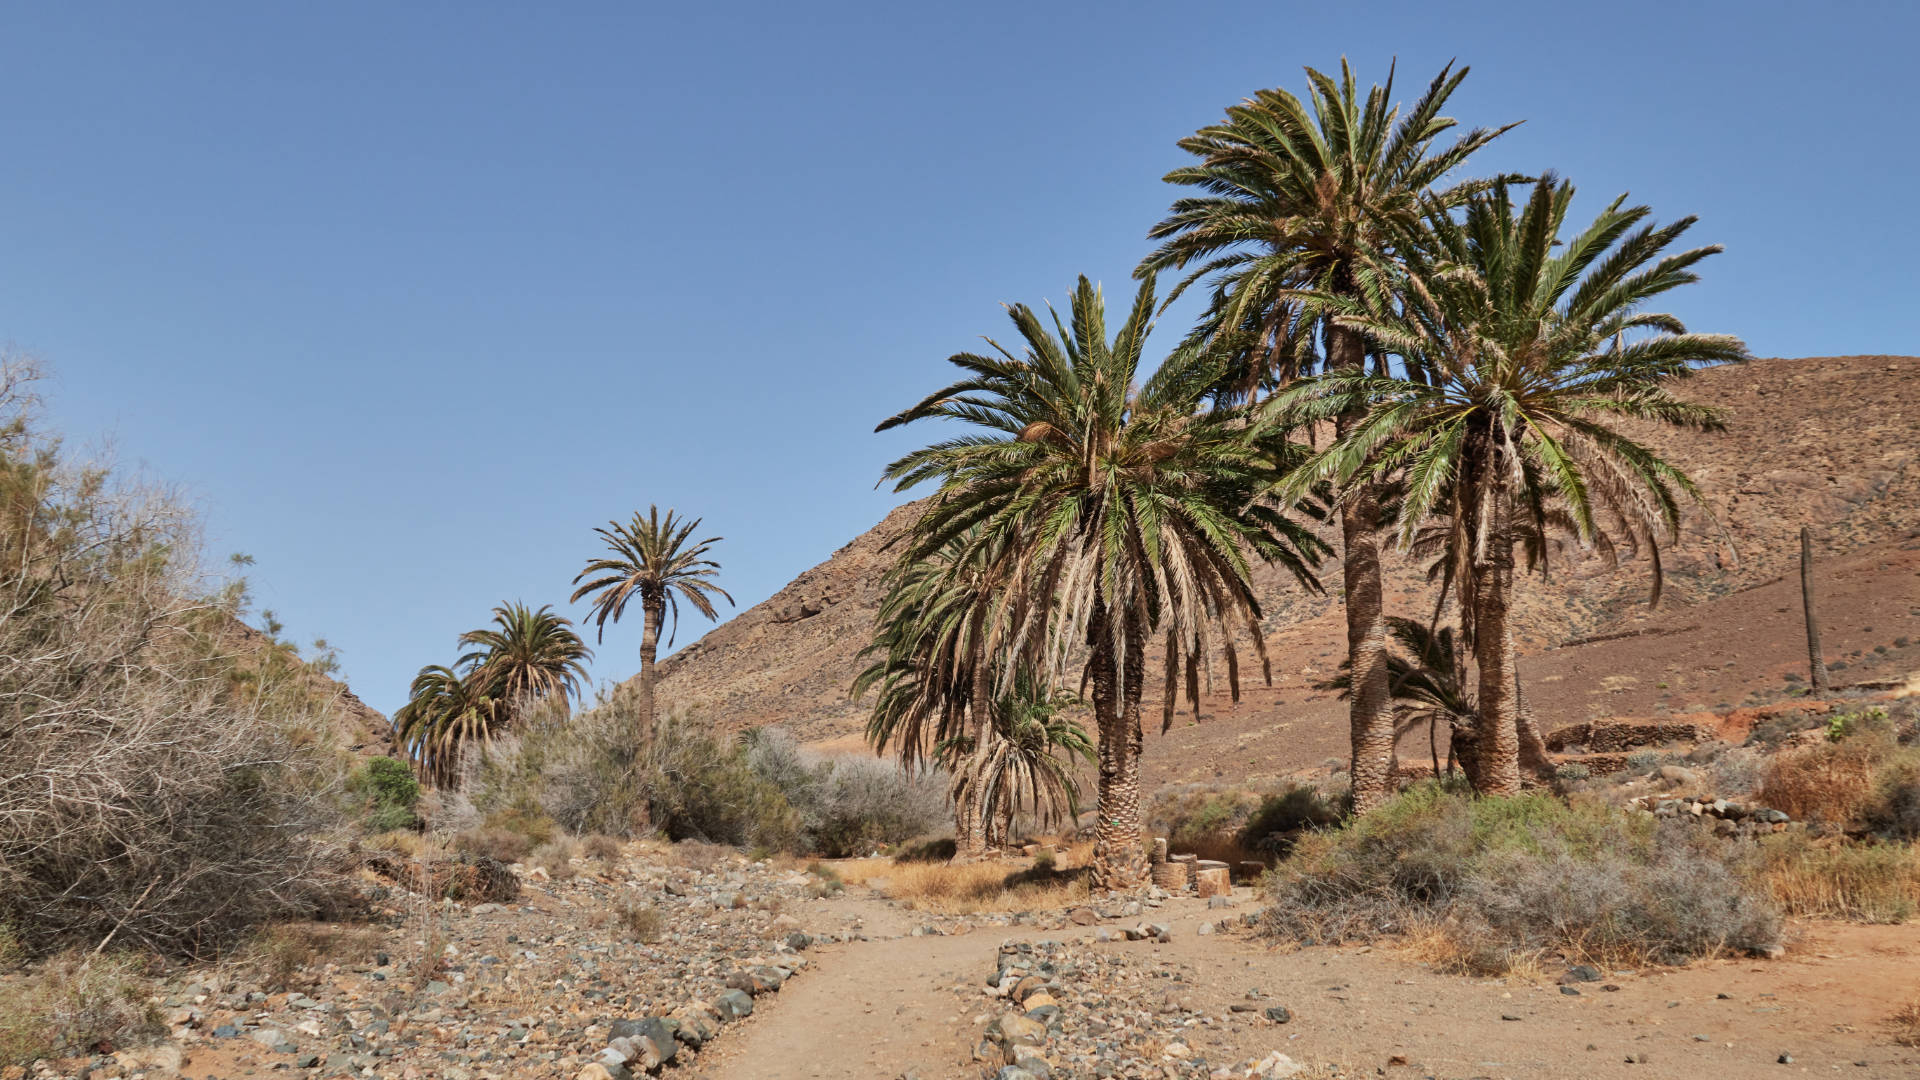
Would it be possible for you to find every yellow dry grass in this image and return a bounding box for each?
[823,845,1094,915]
[1759,832,1920,922]
[882,860,1089,914]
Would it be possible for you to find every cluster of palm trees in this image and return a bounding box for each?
[395,506,732,793]
[393,601,591,786]
[865,60,1745,890]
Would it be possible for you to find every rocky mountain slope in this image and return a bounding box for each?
[650,354,1920,746]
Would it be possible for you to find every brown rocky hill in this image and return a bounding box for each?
[651,354,1920,750]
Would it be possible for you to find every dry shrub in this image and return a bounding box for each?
[452,827,534,864]
[0,356,351,959]
[1758,830,1920,922]
[805,861,845,896]
[581,834,623,861]
[890,836,958,863]
[673,839,736,870]
[529,838,579,880]
[0,951,159,1066]
[1890,1000,1920,1047]
[1758,738,1889,824]
[1262,782,1779,972]
[616,901,664,942]
[245,922,383,990]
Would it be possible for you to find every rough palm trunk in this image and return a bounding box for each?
[633,595,664,828]
[1089,603,1147,893]
[1471,471,1521,796]
[1801,527,1829,694]
[954,657,993,859]
[1330,323,1396,814]
[1514,672,1555,782]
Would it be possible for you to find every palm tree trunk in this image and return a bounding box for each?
[1514,671,1554,782]
[1329,323,1397,814]
[1801,527,1830,694]
[634,596,665,828]
[1089,601,1147,893]
[954,658,993,859]
[1471,483,1521,796]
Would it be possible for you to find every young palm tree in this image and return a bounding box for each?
[1277,177,1747,794]
[878,274,1321,890]
[392,663,497,788]
[942,675,1094,849]
[458,601,592,724]
[853,528,1009,857]
[1138,60,1518,814]
[1322,616,1474,781]
[570,507,733,766]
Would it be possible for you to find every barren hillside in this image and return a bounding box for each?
[651,354,1920,748]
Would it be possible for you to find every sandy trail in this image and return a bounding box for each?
[691,887,1920,1079]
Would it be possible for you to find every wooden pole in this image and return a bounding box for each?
[1801,526,1829,694]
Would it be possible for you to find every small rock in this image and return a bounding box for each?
[1778,1053,1794,1064]
[1559,986,1580,996]
[1263,1005,1292,1024]
[1559,964,1602,984]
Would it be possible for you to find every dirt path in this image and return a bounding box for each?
[691,886,1920,1079]
[687,900,984,1079]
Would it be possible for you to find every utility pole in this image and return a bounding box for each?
[1801,526,1829,694]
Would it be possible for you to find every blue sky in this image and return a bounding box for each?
[2,2,1913,715]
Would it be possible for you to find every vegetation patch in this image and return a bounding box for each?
[0,952,160,1067]
[1261,783,1780,973]
[1148,781,1341,864]
[1757,831,1920,922]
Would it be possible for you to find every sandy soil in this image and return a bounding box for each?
[694,886,1920,1079]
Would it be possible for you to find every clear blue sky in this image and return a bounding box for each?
[3,2,1913,716]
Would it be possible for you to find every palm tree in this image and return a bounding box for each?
[458,601,592,723]
[877,274,1322,890]
[1277,177,1747,794]
[570,507,733,768]
[853,528,1009,857]
[942,675,1094,849]
[1322,616,1474,781]
[392,663,497,787]
[1138,60,1517,814]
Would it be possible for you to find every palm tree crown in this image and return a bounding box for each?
[570,506,732,648]
[458,601,592,716]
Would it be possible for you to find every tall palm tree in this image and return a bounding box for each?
[1138,60,1517,814]
[878,274,1322,890]
[570,507,732,767]
[1277,176,1747,794]
[392,663,497,788]
[458,601,592,723]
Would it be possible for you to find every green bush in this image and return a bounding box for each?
[348,756,420,832]
[1148,780,1341,863]
[1261,782,1780,972]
